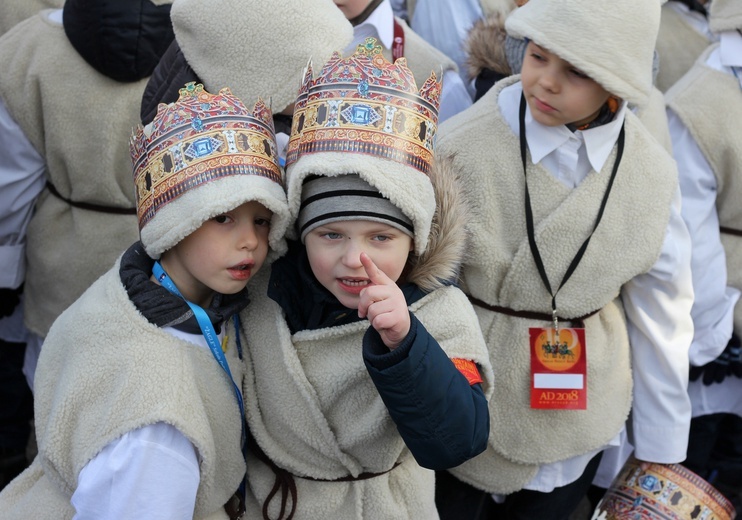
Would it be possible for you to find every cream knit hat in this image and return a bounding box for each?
[709,0,742,33]
[170,0,354,113]
[505,0,661,107]
[131,82,289,259]
[285,39,441,256]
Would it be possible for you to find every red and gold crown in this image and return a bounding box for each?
[286,38,442,176]
[130,82,283,230]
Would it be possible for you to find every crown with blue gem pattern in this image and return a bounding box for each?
[130,82,283,230]
[286,38,442,176]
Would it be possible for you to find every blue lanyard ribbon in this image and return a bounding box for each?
[152,261,247,498]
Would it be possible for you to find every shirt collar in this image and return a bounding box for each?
[355,0,394,49]
[500,82,627,174]
[720,30,742,68]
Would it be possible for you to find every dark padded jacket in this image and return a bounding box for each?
[63,0,174,83]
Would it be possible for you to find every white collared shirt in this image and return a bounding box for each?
[71,327,224,519]
[0,98,46,289]
[505,86,629,189]
[347,0,473,123]
[495,81,693,492]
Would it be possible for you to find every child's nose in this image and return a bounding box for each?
[238,222,260,250]
[539,68,560,92]
[341,239,364,268]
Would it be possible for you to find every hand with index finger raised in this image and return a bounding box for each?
[358,252,410,350]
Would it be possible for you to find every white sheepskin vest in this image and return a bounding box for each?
[0,0,62,36]
[0,261,245,519]
[635,86,673,153]
[435,77,676,493]
[240,269,493,519]
[667,44,742,333]
[0,12,143,337]
[655,3,712,92]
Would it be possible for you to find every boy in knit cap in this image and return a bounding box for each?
[238,39,493,519]
[434,0,694,518]
[0,83,290,520]
[666,0,742,510]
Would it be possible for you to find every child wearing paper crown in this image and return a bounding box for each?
[434,0,695,518]
[0,83,290,520]
[237,39,493,519]
[666,0,742,510]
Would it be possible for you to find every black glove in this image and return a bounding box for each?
[0,285,23,319]
[689,334,741,385]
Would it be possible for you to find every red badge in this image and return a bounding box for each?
[530,327,587,410]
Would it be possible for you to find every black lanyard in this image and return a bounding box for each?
[518,93,625,329]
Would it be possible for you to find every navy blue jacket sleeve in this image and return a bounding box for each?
[362,312,489,470]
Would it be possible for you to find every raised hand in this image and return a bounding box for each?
[357,252,410,350]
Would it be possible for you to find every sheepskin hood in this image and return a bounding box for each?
[506,0,661,107]
[171,0,354,112]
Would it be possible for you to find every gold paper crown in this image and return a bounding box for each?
[130,82,283,230]
[286,38,442,175]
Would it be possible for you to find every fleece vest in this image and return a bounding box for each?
[240,270,493,519]
[382,17,457,85]
[667,44,742,333]
[0,260,245,519]
[636,86,672,152]
[0,0,62,36]
[435,77,676,493]
[655,3,711,92]
[0,11,143,337]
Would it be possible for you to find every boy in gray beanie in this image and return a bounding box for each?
[435,0,694,518]
[237,39,493,519]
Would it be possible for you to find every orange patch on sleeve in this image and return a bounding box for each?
[452,358,483,386]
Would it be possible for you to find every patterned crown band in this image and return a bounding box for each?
[130,82,283,230]
[286,38,442,175]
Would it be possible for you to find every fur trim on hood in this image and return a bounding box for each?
[406,154,469,293]
[465,12,512,81]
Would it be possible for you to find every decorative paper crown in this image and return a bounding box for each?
[286,38,442,176]
[131,82,283,230]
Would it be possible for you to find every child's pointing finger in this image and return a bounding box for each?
[360,252,391,286]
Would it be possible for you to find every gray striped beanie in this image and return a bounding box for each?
[297,175,414,242]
